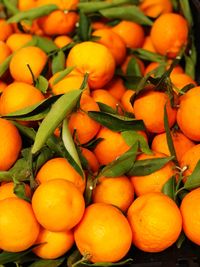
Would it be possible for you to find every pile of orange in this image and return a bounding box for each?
[0,0,199,266]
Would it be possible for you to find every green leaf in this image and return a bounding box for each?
[81,258,134,266]
[32,90,82,154]
[51,50,66,75]
[176,231,186,249]
[99,142,138,177]
[13,181,31,202]
[2,95,60,121]
[184,51,196,80]
[7,4,58,23]
[77,10,92,41]
[82,137,104,150]
[78,0,139,13]
[0,246,36,264]
[97,102,118,114]
[35,75,49,93]
[127,156,174,176]
[33,146,54,174]
[123,75,142,90]
[122,130,152,155]
[131,48,165,62]
[28,258,65,267]
[179,0,193,27]
[2,0,18,15]
[52,66,75,86]
[12,121,36,141]
[88,111,145,131]
[34,36,58,54]
[184,160,200,190]
[84,173,95,206]
[164,105,178,165]
[0,54,12,77]
[162,175,176,200]
[62,119,84,178]
[67,249,82,267]
[100,6,153,25]
[126,57,142,76]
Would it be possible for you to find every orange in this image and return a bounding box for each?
[0,19,13,41]
[94,127,130,166]
[180,188,200,245]
[38,10,78,36]
[151,131,195,163]
[54,35,73,48]
[0,80,7,93]
[66,41,116,89]
[91,89,120,110]
[36,0,79,10]
[0,198,40,252]
[6,33,33,52]
[170,73,197,91]
[139,0,172,18]
[68,94,101,144]
[151,13,188,58]
[142,36,156,53]
[0,118,22,171]
[121,54,145,76]
[121,89,135,114]
[130,152,175,196]
[144,61,184,76]
[18,0,36,10]
[103,77,126,100]
[0,82,45,115]
[179,144,200,178]
[92,21,110,31]
[133,90,177,133]
[112,20,145,49]
[92,175,134,212]
[92,28,126,65]
[0,182,32,201]
[9,46,47,84]
[36,157,86,193]
[127,192,182,252]
[80,147,100,173]
[0,41,11,64]
[74,203,132,263]
[33,228,74,259]
[177,86,200,141]
[32,179,85,231]
[50,72,89,95]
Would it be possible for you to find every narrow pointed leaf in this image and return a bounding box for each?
[52,50,66,74]
[84,174,95,206]
[52,66,75,86]
[164,105,178,165]
[32,90,82,154]
[127,156,174,176]
[77,10,92,41]
[35,36,58,54]
[99,142,139,177]
[35,75,49,93]
[126,57,142,76]
[81,258,134,266]
[28,258,65,267]
[0,247,36,265]
[34,147,54,173]
[2,0,18,15]
[131,48,165,62]
[179,0,193,27]
[0,54,12,77]
[12,121,36,141]
[176,232,186,249]
[7,4,58,23]
[100,6,153,26]
[184,160,200,190]
[162,175,176,200]
[88,111,145,131]
[13,181,31,202]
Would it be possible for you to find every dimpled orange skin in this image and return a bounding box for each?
[74,203,132,263]
[0,198,40,252]
[150,13,188,58]
[36,157,86,193]
[32,179,85,232]
[0,118,22,171]
[177,87,200,141]
[33,228,74,259]
[130,152,175,197]
[180,188,200,245]
[133,90,177,133]
[139,0,172,18]
[9,46,48,84]
[94,127,130,166]
[127,192,182,252]
[66,41,116,89]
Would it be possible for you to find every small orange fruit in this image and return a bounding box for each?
[74,203,132,263]
[130,152,175,196]
[94,127,130,166]
[9,46,48,84]
[32,179,85,231]
[91,89,120,110]
[0,198,40,252]
[92,175,134,212]
[80,147,100,173]
[180,188,200,245]
[0,19,13,41]
[142,36,156,53]
[0,118,22,171]
[54,35,73,48]
[33,228,74,259]
[103,77,126,100]
[0,182,32,201]
[133,90,177,133]
[151,13,188,58]
[36,157,86,193]
[0,41,11,64]
[121,89,135,114]
[171,73,197,91]
[6,33,33,52]
[127,192,182,252]
[139,0,172,18]
[66,41,116,89]
[112,20,145,49]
